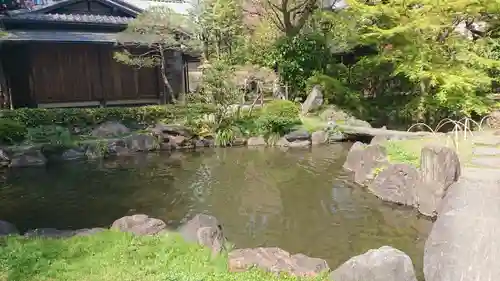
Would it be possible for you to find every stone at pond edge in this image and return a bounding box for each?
[91,121,130,138]
[111,214,167,236]
[284,130,311,142]
[417,145,460,217]
[61,148,86,161]
[0,148,10,167]
[0,220,19,236]
[247,136,266,146]
[153,123,194,138]
[9,147,47,167]
[329,246,417,281]
[288,140,311,148]
[124,133,159,152]
[177,214,226,255]
[24,228,77,238]
[343,143,388,185]
[229,247,329,277]
[369,164,419,206]
[311,130,328,145]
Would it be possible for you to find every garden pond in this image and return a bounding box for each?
[0,144,430,277]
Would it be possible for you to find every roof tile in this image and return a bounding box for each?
[12,13,133,24]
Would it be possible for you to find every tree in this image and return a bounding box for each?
[190,0,245,62]
[339,0,500,120]
[243,0,344,37]
[114,6,198,103]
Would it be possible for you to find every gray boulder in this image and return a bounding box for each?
[285,130,311,142]
[329,246,417,281]
[91,121,130,138]
[247,136,266,146]
[61,148,86,161]
[124,133,159,152]
[229,247,329,277]
[369,164,419,206]
[301,85,323,114]
[311,130,328,145]
[178,214,226,255]
[0,220,18,236]
[417,145,461,217]
[343,143,388,185]
[24,228,76,238]
[111,214,167,235]
[9,147,47,167]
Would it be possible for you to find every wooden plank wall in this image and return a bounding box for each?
[27,42,165,106]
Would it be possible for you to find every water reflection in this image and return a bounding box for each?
[0,144,429,278]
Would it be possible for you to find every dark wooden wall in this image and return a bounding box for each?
[1,42,180,107]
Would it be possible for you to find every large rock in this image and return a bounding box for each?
[178,214,226,255]
[9,147,47,167]
[61,148,86,161]
[424,167,500,281]
[247,136,266,146]
[343,143,388,185]
[0,220,18,236]
[416,145,461,217]
[311,130,328,145]
[369,164,419,206]
[329,246,417,281]
[124,133,159,152]
[24,228,76,238]
[111,214,167,235]
[284,130,311,142]
[301,85,323,114]
[229,247,329,277]
[152,123,194,138]
[91,121,130,138]
[0,148,10,167]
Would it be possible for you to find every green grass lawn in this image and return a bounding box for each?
[383,134,474,167]
[0,231,316,281]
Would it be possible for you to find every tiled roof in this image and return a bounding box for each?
[9,13,133,24]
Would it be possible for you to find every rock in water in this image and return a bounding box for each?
[301,85,323,114]
[178,214,226,255]
[0,220,18,236]
[417,145,460,217]
[329,246,418,281]
[229,247,329,277]
[343,143,388,185]
[111,214,167,235]
[369,164,419,206]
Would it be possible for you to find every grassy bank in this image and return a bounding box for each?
[384,135,474,167]
[0,231,316,281]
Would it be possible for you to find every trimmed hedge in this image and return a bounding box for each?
[0,104,215,128]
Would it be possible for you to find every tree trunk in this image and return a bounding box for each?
[159,46,176,104]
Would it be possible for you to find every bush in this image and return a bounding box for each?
[257,100,301,135]
[25,125,75,147]
[0,119,27,144]
[0,104,215,129]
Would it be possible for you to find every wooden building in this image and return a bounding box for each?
[0,0,193,108]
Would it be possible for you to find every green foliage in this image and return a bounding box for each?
[192,0,245,62]
[256,100,301,135]
[0,119,27,145]
[25,126,75,147]
[197,60,241,124]
[273,32,334,98]
[214,127,235,147]
[0,105,215,129]
[0,230,320,281]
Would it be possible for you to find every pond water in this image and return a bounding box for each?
[0,144,430,278]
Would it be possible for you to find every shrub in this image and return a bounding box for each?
[0,119,27,144]
[257,100,301,135]
[0,104,215,129]
[25,125,75,147]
